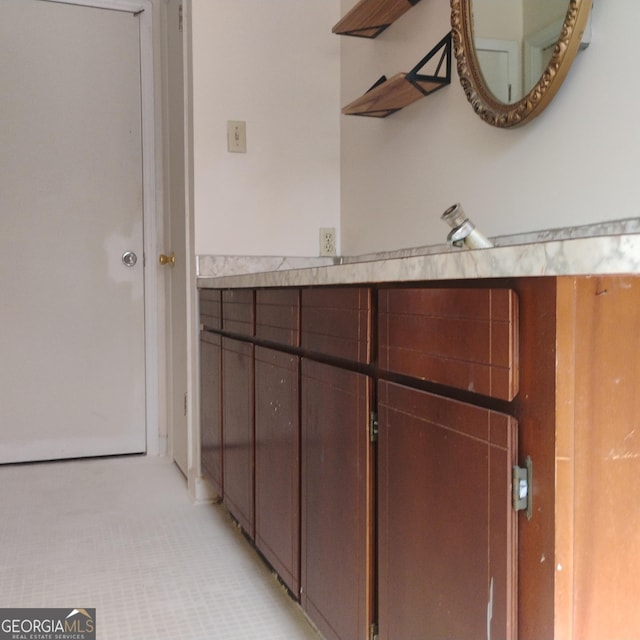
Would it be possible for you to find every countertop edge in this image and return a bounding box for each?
[197,235,640,289]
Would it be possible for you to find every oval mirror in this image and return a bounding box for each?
[450,0,592,127]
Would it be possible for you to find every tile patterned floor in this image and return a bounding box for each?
[0,455,322,640]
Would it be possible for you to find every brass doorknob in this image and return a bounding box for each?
[159,252,175,267]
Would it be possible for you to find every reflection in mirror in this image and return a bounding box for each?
[451,0,592,127]
[473,0,567,104]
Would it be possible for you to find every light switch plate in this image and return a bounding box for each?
[227,120,246,153]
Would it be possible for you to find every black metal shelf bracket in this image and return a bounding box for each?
[407,31,452,96]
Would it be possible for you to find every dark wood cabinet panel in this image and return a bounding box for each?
[222,337,254,536]
[254,346,300,596]
[508,277,557,640]
[301,287,371,363]
[377,380,518,640]
[198,276,640,640]
[301,359,373,640]
[200,331,222,496]
[256,288,300,346]
[379,287,519,400]
[556,276,640,640]
[200,289,222,330]
[222,289,254,335]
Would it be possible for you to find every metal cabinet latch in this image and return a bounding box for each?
[369,412,379,443]
[512,456,533,520]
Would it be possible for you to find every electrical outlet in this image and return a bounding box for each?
[319,227,336,256]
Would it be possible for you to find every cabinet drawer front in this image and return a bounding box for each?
[199,289,222,330]
[379,287,519,400]
[222,289,254,336]
[301,287,371,363]
[377,380,518,640]
[256,288,300,346]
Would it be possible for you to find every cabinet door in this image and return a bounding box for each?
[200,331,222,496]
[255,346,300,596]
[301,359,373,640]
[378,381,518,640]
[222,337,254,536]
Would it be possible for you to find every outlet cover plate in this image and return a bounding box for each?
[319,227,336,256]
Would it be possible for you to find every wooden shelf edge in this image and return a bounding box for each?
[342,74,424,118]
[333,0,422,39]
[341,33,452,118]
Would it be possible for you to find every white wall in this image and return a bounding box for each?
[474,0,522,41]
[523,0,567,38]
[191,0,341,257]
[340,0,640,255]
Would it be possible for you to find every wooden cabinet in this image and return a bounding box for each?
[379,287,519,400]
[222,288,254,335]
[299,287,373,639]
[200,331,222,496]
[222,337,254,535]
[199,276,640,640]
[377,286,520,639]
[254,347,300,594]
[220,289,255,533]
[553,276,640,640]
[254,289,301,595]
[301,359,373,640]
[301,287,371,363]
[200,289,221,330]
[378,381,518,640]
[256,288,299,345]
[200,289,223,497]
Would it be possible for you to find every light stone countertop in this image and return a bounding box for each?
[197,219,640,289]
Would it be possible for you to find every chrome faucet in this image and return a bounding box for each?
[441,203,493,249]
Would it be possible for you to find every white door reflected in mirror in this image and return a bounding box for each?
[472,0,566,104]
[451,0,592,127]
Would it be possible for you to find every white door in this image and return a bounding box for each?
[0,0,146,463]
[475,38,521,104]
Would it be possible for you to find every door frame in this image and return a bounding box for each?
[43,0,164,456]
[181,0,216,502]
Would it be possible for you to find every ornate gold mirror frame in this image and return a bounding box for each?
[450,0,593,128]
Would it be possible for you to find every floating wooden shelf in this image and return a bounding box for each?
[333,0,422,38]
[342,32,451,118]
